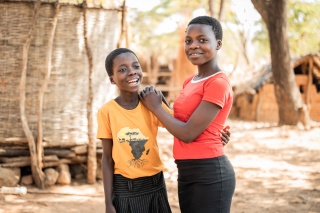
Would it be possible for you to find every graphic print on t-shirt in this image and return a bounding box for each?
[117,127,149,168]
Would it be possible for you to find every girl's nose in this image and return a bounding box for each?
[128,68,137,75]
[190,43,200,49]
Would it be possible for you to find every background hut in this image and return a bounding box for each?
[231,54,320,123]
[0,0,122,187]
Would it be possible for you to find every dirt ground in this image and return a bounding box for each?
[0,119,319,213]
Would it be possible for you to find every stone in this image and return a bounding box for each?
[0,167,20,187]
[20,175,33,185]
[56,164,71,185]
[44,168,59,186]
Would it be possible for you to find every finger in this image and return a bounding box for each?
[223,125,230,132]
[221,134,228,145]
[149,85,156,92]
[154,88,161,96]
[138,90,146,99]
[140,90,146,96]
[220,131,229,138]
[144,86,150,92]
[154,87,158,94]
[220,134,227,143]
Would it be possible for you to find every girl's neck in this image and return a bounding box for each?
[115,93,139,110]
[196,61,221,79]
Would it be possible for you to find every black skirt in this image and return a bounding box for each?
[112,171,172,213]
[175,155,236,213]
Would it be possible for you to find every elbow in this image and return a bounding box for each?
[172,124,199,143]
[177,134,196,144]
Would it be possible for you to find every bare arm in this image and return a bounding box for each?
[139,86,221,143]
[101,138,116,213]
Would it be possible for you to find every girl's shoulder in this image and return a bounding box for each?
[206,71,230,83]
[183,75,196,87]
[99,99,117,112]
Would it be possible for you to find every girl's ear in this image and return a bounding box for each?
[216,40,222,50]
[109,77,116,84]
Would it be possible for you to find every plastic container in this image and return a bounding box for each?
[0,186,27,195]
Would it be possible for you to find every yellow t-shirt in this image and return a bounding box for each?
[97,100,172,179]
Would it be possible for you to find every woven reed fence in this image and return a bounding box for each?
[0,1,120,145]
[0,0,123,187]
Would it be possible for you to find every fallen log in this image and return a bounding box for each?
[0,156,74,168]
[71,145,87,154]
[43,149,76,158]
[0,148,30,157]
[0,138,28,146]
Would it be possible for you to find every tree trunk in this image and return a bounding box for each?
[37,1,60,182]
[83,1,96,184]
[251,0,311,127]
[20,0,45,189]
[239,30,251,65]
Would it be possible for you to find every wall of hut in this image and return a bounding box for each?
[0,1,120,146]
[231,57,320,123]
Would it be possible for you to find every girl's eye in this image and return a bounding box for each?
[199,38,206,43]
[185,40,191,44]
[133,65,141,69]
[119,68,127,72]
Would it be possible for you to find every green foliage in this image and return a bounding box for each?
[288,0,320,56]
[252,21,270,58]
[127,0,320,68]
[127,0,207,61]
[247,0,320,60]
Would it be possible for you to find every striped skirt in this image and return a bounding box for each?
[112,171,172,213]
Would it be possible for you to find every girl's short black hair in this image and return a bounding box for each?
[188,16,223,40]
[105,48,138,77]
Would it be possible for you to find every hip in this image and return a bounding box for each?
[175,155,235,182]
[113,171,166,197]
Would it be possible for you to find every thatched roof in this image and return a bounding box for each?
[233,54,320,95]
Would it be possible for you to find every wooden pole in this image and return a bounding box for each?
[37,1,60,179]
[208,0,214,17]
[117,0,127,48]
[20,0,45,189]
[218,0,225,21]
[306,57,314,108]
[83,1,96,184]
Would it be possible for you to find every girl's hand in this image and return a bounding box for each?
[105,204,116,213]
[220,126,231,146]
[139,86,163,112]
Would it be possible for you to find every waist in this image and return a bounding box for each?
[173,138,224,160]
[113,172,166,197]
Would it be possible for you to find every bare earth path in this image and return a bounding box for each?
[1,120,319,213]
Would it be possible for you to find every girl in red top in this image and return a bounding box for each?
[140,16,235,213]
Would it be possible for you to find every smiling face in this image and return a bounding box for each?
[184,24,222,66]
[109,52,143,94]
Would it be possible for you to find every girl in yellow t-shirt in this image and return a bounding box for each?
[97,48,172,213]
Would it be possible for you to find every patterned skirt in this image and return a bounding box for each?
[112,171,172,213]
